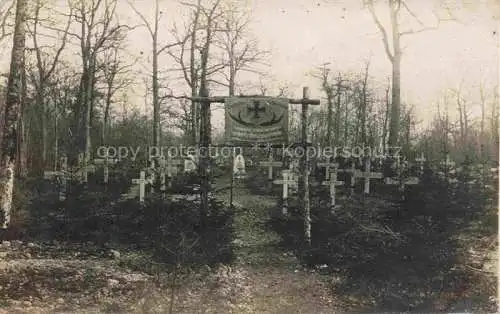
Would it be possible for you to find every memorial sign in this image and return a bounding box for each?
[225,97,289,144]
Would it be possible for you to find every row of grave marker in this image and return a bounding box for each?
[44,151,496,205]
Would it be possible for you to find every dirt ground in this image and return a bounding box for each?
[0,171,497,313]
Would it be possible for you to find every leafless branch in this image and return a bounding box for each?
[0,0,14,42]
[365,0,394,62]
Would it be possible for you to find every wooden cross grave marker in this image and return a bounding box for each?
[354,158,383,194]
[384,159,419,200]
[165,155,182,178]
[158,156,171,193]
[131,171,153,204]
[145,159,157,193]
[94,156,118,184]
[339,161,358,194]
[75,153,96,183]
[43,156,69,201]
[184,154,197,173]
[317,160,339,180]
[273,170,297,215]
[415,153,426,176]
[321,167,344,208]
[259,153,283,181]
[440,155,456,175]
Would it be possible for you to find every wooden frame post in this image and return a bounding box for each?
[199,88,211,222]
[301,87,311,245]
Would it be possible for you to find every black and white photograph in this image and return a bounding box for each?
[0,0,498,312]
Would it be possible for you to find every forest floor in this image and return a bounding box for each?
[0,170,497,313]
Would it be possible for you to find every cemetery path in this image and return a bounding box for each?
[212,177,340,313]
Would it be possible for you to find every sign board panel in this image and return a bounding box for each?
[225,97,289,145]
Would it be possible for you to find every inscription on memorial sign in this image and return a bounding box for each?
[225,97,289,144]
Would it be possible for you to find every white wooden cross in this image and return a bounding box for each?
[145,160,156,193]
[184,154,198,173]
[43,156,69,201]
[165,154,182,179]
[354,158,383,194]
[384,159,419,200]
[339,161,358,193]
[259,154,283,180]
[440,155,456,173]
[384,176,420,197]
[131,171,148,204]
[317,161,339,180]
[75,153,96,183]
[415,153,426,176]
[321,167,344,207]
[273,170,297,215]
[93,156,118,184]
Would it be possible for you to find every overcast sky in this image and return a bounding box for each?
[123,0,499,129]
[0,0,498,130]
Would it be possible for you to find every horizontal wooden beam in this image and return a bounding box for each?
[170,95,320,105]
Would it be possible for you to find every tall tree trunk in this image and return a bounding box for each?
[388,54,401,148]
[17,63,27,178]
[228,65,235,96]
[102,91,111,146]
[190,4,200,145]
[387,1,401,149]
[361,61,369,146]
[41,96,47,168]
[479,85,486,161]
[492,90,499,162]
[457,96,465,147]
[83,57,95,183]
[0,0,26,229]
[54,110,58,171]
[152,1,160,151]
[343,93,349,146]
[334,75,342,147]
[326,94,333,146]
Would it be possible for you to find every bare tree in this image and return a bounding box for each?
[0,0,14,44]
[98,43,134,146]
[359,59,371,146]
[168,0,226,144]
[334,73,349,147]
[365,0,453,150]
[127,0,185,156]
[0,0,27,228]
[64,0,131,181]
[196,0,222,221]
[313,63,335,146]
[381,78,390,152]
[213,1,269,96]
[26,0,72,171]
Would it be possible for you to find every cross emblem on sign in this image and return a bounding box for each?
[247,100,266,119]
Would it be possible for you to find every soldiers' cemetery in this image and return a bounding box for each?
[0,0,497,312]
